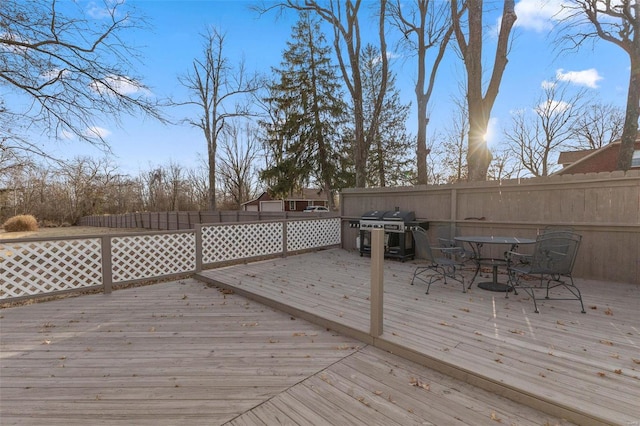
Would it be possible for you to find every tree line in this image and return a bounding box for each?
[0,0,637,222]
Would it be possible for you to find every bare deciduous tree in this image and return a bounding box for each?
[450,0,517,181]
[0,0,164,155]
[562,0,639,169]
[572,103,625,149]
[217,122,262,209]
[388,0,453,185]
[505,80,587,177]
[439,97,469,183]
[179,28,260,210]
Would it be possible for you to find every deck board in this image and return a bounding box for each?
[1,274,572,425]
[198,248,640,425]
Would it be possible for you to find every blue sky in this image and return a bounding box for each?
[45,0,629,175]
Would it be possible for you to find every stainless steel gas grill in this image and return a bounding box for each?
[350,209,428,261]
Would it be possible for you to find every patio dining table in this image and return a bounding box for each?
[454,236,535,292]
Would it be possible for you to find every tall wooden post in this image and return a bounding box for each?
[370,229,384,337]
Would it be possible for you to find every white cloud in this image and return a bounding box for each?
[85,126,111,139]
[536,99,571,115]
[60,130,76,140]
[541,80,556,90]
[514,0,571,32]
[555,68,602,88]
[90,75,151,97]
[86,1,122,19]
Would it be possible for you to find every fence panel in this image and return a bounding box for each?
[287,218,341,252]
[111,232,196,283]
[201,222,283,264]
[0,238,103,300]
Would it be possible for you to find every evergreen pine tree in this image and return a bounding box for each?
[260,12,347,208]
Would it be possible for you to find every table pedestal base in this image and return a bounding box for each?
[477,281,512,292]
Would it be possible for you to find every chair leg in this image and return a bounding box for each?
[467,263,480,290]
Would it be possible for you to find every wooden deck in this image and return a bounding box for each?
[1,278,572,425]
[197,248,640,426]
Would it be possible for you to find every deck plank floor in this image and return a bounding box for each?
[2,276,571,425]
[198,248,640,425]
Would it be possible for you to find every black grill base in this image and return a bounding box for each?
[357,222,428,262]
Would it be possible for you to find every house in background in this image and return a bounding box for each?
[241,188,329,212]
[555,137,640,175]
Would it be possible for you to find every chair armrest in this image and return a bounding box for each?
[435,246,469,262]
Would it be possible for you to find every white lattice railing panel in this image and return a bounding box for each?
[111,233,196,283]
[287,218,341,252]
[202,222,283,264]
[0,239,102,300]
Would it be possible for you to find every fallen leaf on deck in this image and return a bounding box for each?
[409,377,430,390]
[599,340,614,346]
[490,411,502,422]
[292,332,307,337]
[373,390,383,396]
[632,359,640,364]
[597,372,606,377]
[604,308,613,316]
[614,369,622,374]
[357,396,370,407]
[509,329,525,335]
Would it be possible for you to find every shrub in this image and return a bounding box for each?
[2,215,39,232]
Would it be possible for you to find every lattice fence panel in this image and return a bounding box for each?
[111,233,196,283]
[1,239,102,300]
[287,218,341,252]
[201,222,283,264]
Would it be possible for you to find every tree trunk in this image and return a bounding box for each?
[617,55,640,170]
[467,100,492,181]
[416,95,429,184]
[208,140,217,211]
[354,98,368,188]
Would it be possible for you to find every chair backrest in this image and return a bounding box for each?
[412,227,436,262]
[530,232,582,275]
[539,226,575,237]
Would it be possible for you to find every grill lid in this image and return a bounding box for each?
[361,210,387,220]
[382,210,415,222]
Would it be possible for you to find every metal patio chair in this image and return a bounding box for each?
[507,232,585,313]
[411,227,467,294]
[436,226,476,266]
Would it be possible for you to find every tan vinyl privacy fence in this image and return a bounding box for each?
[340,171,640,285]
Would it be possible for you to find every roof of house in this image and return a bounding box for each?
[554,136,640,175]
[557,149,598,167]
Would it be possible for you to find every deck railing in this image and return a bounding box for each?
[0,217,341,302]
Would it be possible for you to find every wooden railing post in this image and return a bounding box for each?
[370,228,384,337]
[102,236,113,295]
[282,220,288,258]
[195,225,203,273]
